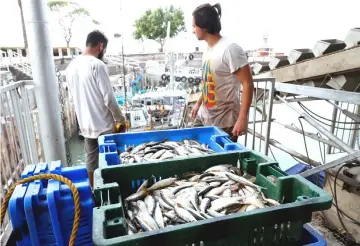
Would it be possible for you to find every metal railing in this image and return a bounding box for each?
[10,51,33,77]
[0,51,10,72]
[241,79,360,168]
[0,80,42,242]
[237,78,275,156]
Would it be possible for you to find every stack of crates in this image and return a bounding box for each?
[9,161,94,246]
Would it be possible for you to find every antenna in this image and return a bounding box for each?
[263,33,268,47]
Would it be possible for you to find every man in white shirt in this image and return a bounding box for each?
[66,30,125,187]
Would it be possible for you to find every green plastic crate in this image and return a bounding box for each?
[93,151,332,246]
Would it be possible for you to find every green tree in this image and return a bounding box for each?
[47,1,99,48]
[133,6,185,52]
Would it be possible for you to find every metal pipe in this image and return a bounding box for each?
[264,80,275,156]
[247,128,321,167]
[327,101,339,154]
[350,105,360,148]
[276,95,356,154]
[170,52,175,90]
[273,121,342,149]
[302,114,355,154]
[23,0,66,165]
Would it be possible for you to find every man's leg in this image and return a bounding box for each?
[84,138,99,188]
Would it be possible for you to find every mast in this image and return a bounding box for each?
[120,0,128,130]
[23,0,67,165]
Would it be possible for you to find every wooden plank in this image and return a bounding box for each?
[254,46,360,83]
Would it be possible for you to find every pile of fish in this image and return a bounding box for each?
[124,164,280,235]
[119,139,215,164]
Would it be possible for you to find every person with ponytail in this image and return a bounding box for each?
[191,3,254,142]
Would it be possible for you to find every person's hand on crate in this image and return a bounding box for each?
[114,121,126,133]
[191,103,200,118]
[232,116,247,136]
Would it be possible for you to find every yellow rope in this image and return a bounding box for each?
[0,173,81,246]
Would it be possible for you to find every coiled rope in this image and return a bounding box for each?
[0,174,80,246]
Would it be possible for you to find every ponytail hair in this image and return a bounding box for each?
[212,3,222,18]
[192,3,222,34]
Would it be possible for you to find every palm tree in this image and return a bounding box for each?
[18,0,28,52]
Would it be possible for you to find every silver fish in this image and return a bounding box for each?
[125,189,147,202]
[189,175,201,182]
[183,206,205,220]
[157,195,173,210]
[205,165,232,173]
[148,177,177,191]
[127,210,134,221]
[225,173,263,189]
[200,197,211,213]
[205,186,229,197]
[151,149,167,159]
[159,150,175,160]
[134,155,143,163]
[188,188,200,211]
[127,229,134,235]
[125,145,134,152]
[246,204,258,212]
[131,143,146,154]
[210,198,242,212]
[170,184,193,195]
[222,188,232,197]
[163,210,177,220]
[126,218,138,233]
[123,164,280,235]
[160,143,176,150]
[161,190,176,207]
[136,212,159,231]
[120,152,130,158]
[154,202,165,228]
[137,200,149,213]
[144,195,156,215]
[137,179,148,193]
[207,209,223,217]
[174,204,197,223]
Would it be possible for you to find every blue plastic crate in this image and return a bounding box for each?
[9,162,51,246]
[47,163,94,246]
[9,161,94,246]
[285,163,325,188]
[8,184,31,246]
[302,224,327,246]
[24,181,57,245]
[98,126,244,166]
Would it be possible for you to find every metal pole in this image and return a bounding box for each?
[327,101,339,154]
[248,128,321,167]
[350,105,360,148]
[120,0,128,130]
[23,0,67,165]
[264,79,275,155]
[170,52,175,90]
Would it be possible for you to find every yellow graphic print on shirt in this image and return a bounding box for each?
[201,60,216,108]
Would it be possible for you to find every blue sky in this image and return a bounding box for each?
[1,0,359,54]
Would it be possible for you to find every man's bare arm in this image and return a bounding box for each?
[234,64,254,121]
